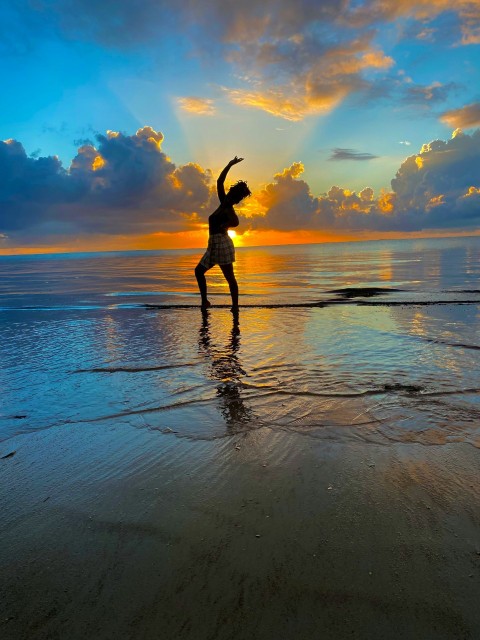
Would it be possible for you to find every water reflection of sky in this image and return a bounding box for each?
[0,237,479,448]
[0,237,478,308]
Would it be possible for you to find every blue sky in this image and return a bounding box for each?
[1,1,479,251]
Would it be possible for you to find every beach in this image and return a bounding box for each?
[2,419,480,639]
[1,238,480,639]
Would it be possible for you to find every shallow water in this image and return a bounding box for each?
[1,237,479,448]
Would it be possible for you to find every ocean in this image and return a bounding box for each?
[1,236,479,446]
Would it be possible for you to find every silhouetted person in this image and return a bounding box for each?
[198,310,252,428]
[195,156,251,312]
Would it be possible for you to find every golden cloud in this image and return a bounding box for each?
[226,85,345,121]
[92,155,105,171]
[275,163,305,180]
[462,186,480,198]
[177,97,216,116]
[361,51,395,69]
[426,194,446,210]
[217,12,397,121]
[440,102,480,129]
[344,0,480,50]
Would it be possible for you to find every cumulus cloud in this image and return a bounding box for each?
[390,128,480,221]
[2,127,480,247]
[440,102,480,129]
[253,163,320,229]
[243,129,480,233]
[0,127,214,243]
[328,148,379,161]
[177,97,216,116]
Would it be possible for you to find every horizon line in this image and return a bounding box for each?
[0,232,479,258]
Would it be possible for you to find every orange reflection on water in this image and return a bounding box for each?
[377,251,393,282]
[234,248,294,293]
[410,310,428,338]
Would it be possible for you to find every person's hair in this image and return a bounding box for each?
[227,180,251,204]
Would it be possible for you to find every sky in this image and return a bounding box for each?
[1,0,480,253]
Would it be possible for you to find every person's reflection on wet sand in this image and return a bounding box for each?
[198,310,253,429]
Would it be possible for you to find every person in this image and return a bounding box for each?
[195,156,251,312]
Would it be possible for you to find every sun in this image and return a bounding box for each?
[227,229,237,239]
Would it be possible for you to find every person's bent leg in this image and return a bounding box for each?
[195,263,211,308]
[220,263,239,311]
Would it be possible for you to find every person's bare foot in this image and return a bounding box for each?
[230,305,239,314]
[201,300,211,309]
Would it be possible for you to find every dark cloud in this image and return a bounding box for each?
[2,127,480,246]
[253,163,319,230]
[328,148,379,161]
[391,128,480,218]
[403,81,459,105]
[0,127,214,243]
[243,129,480,233]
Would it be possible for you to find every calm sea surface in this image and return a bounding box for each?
[1,237,479,447]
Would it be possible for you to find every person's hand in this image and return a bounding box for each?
[229,156,244,166]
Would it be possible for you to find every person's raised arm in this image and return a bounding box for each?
[217,156,244,202]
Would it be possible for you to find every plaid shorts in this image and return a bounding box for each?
[199,233,235,269]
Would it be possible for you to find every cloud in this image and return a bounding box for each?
[32,0,477,51]
[252,162,320,229]
[0,127,214,243]
[14,2,397,122]
[347,0,480,46]
[390,128,480,218]
[243,128,480,233]
[8,1,476,123]
[415,27,437,42]
[440,102,480,129]
[226,87,345,121]
[329,148,379,161]
[177,97,216,116]
[223,32,394,120]
[403,81,458,105]
[2,127,480,247]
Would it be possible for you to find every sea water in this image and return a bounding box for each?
[1,236,479,447]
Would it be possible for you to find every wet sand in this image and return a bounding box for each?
[1,418,480,640]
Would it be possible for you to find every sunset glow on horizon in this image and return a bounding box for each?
[1,1,479,254]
